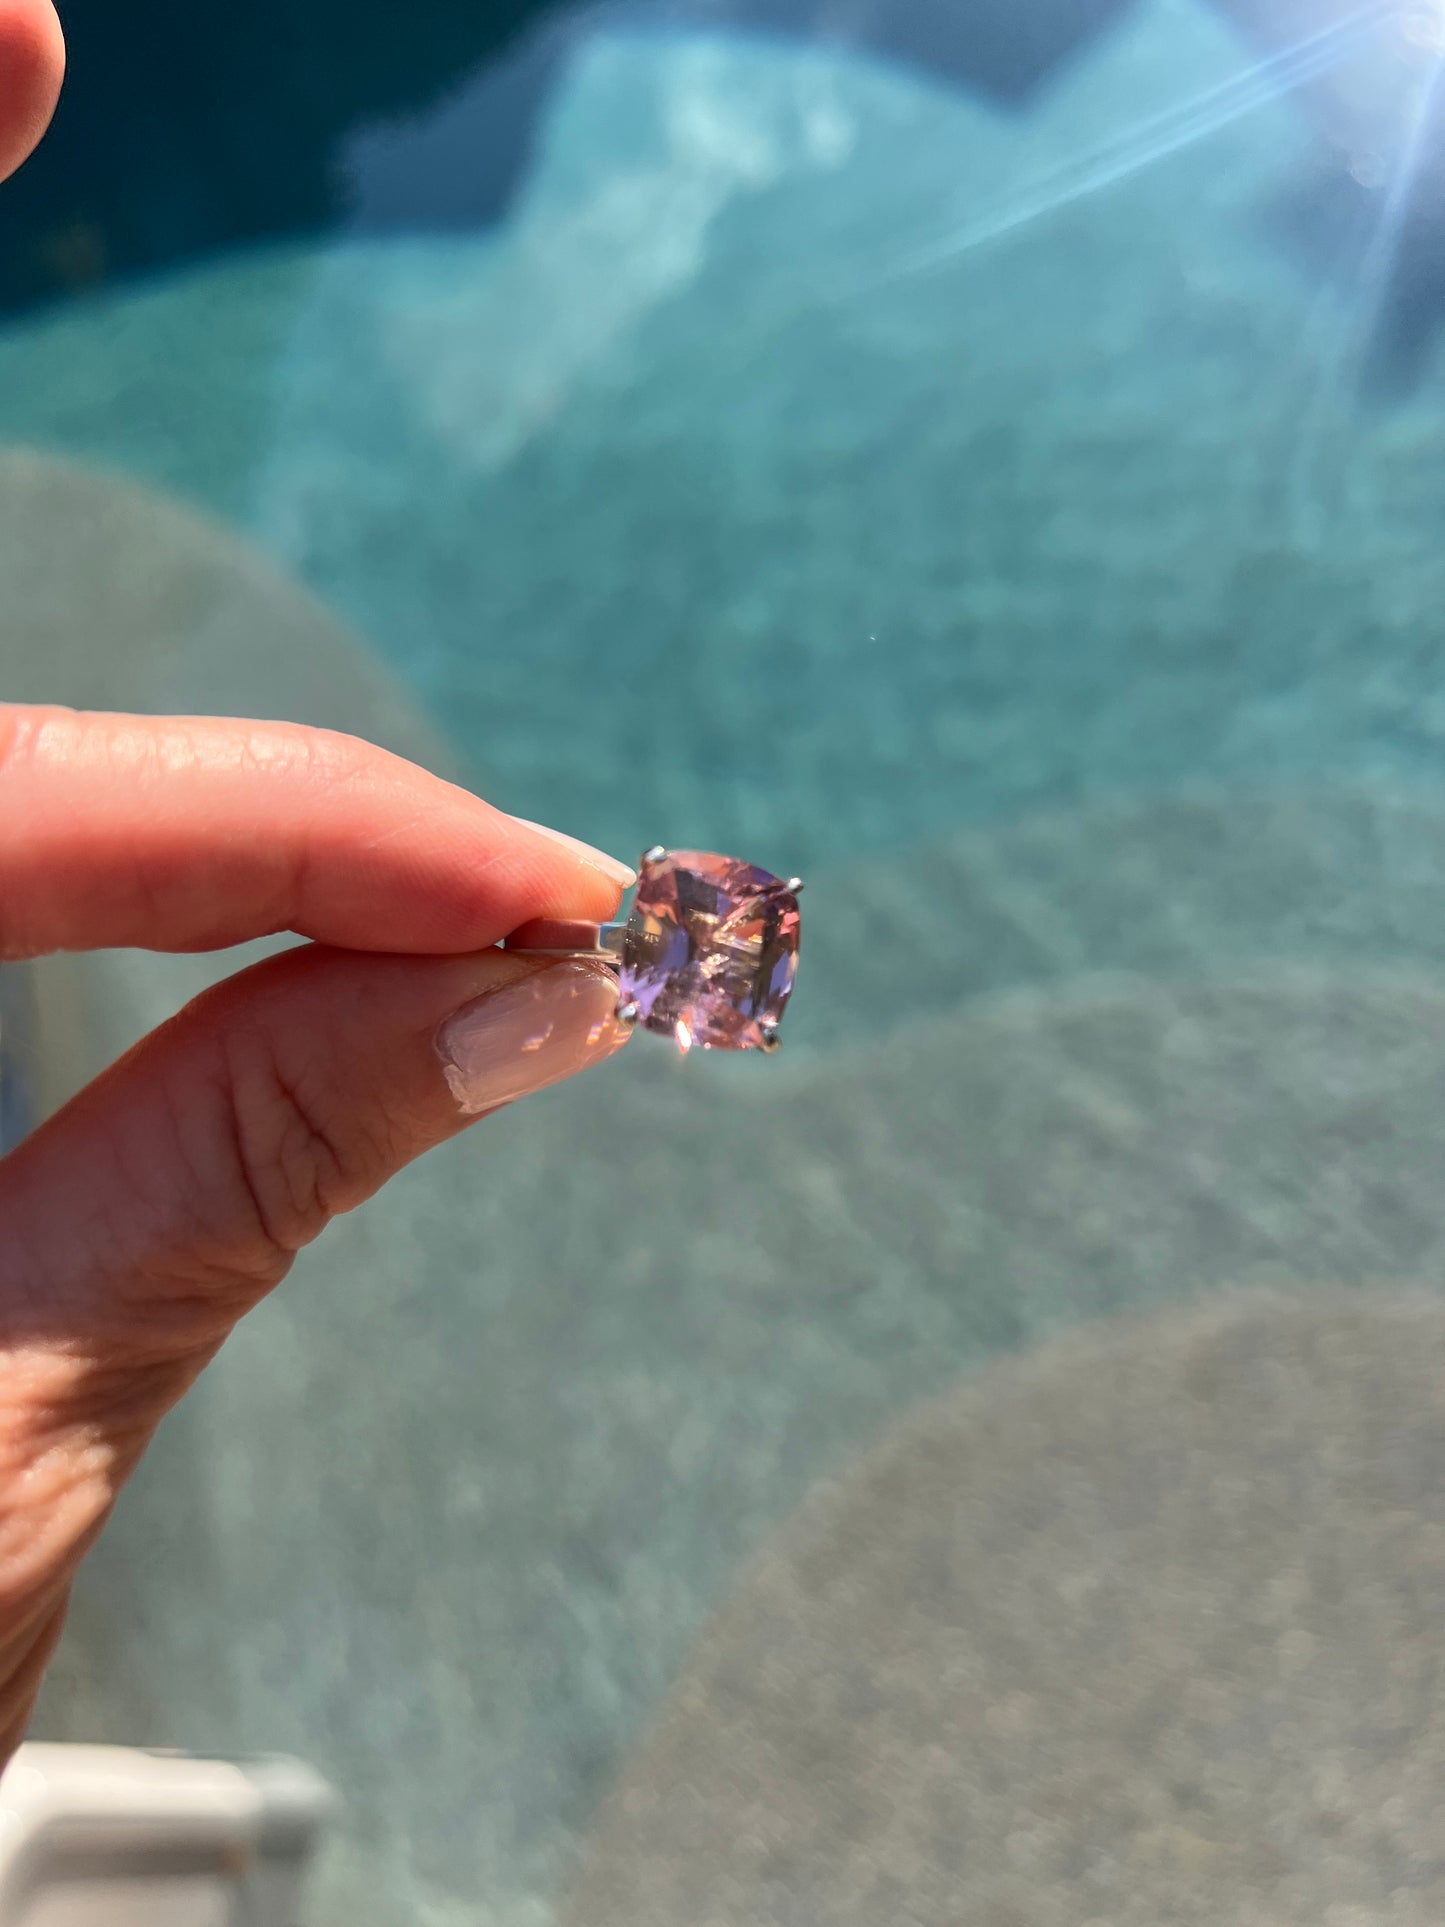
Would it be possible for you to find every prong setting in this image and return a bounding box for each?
[616,998,641,1029]
[641,844,667,869]
[785,877,804,895]
[758,1021,781,1055]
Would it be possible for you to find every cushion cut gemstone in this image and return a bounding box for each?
[619,851,801,1053]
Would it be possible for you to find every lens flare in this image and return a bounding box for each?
[884,2,1394,282]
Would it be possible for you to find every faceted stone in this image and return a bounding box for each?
[619,851,801,1053]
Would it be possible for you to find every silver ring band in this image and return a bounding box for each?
[502,918,627,962]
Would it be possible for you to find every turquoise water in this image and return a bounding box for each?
[9,10,1445,893]
[7,4,1445,1923]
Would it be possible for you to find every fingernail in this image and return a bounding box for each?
[436,961,630,1115]
[511,817,637,889]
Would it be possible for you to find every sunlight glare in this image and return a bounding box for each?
[891,2,1395,280]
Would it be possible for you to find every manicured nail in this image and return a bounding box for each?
[511,817,637,889]
[436,961,630,1115]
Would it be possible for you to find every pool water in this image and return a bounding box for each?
[6,2,1445,1922]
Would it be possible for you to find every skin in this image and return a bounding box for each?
[0,0,59,184]
[0,17,630,1757]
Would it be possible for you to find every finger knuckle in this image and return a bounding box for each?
[220,1023,392,1271]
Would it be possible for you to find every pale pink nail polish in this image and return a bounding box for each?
[436,962,629,1115]
[510,817,637,889]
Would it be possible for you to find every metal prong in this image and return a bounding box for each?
[616,998,641,1028]
[785,877,804,895]
[758,1022,781,1055]
[641,844,667,869]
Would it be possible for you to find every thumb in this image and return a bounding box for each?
[0,946,626,1709]
[2,944,628,1342]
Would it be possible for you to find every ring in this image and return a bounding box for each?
[505,846,802,1055]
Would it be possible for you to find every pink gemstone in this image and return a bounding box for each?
[620,851,801,1053]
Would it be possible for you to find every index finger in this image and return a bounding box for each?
[0,707,635,959]
[0,0,63,183]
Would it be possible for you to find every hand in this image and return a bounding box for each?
[0,15,627,1762]
[0,708,634,1754]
